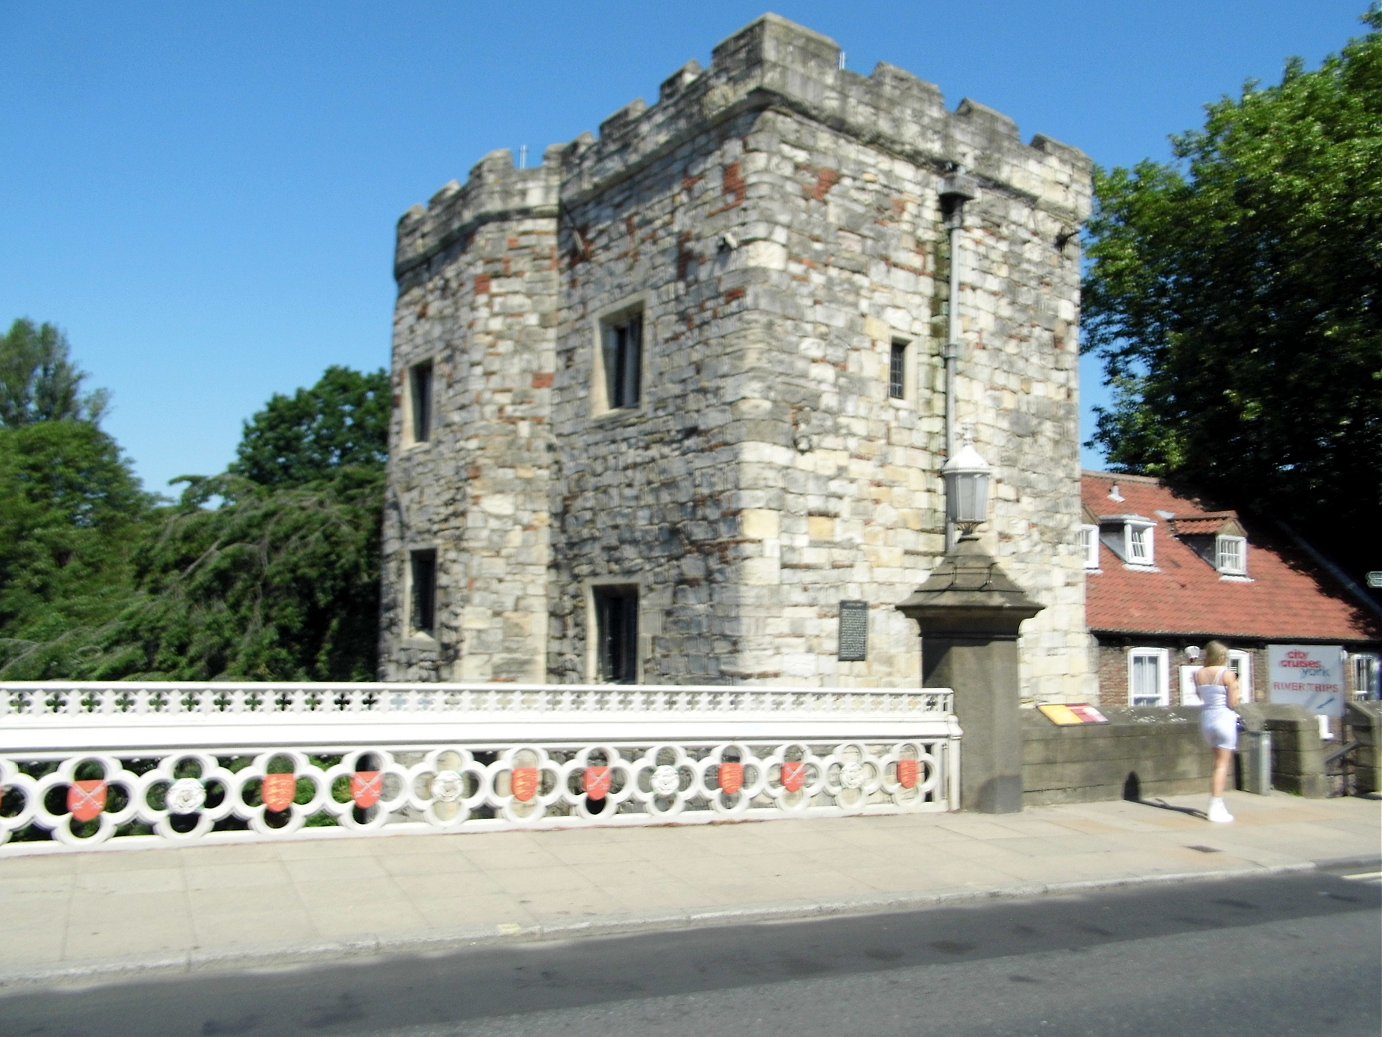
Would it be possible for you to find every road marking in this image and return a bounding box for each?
[1339,871,1382,883]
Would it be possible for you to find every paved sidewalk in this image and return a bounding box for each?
[2,792,1378,990]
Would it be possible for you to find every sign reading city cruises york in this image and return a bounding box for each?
[1268,644,1345,717]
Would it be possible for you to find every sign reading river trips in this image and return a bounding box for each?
[1268,645,1344,717]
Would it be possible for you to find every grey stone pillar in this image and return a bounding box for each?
[898,536,1043,813]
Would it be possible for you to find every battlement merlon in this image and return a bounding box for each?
[394,14,1092,280]
[562,14,1091,217]
[394,147,561,282]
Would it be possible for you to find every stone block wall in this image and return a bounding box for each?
[1238,703,1329,797]
[381,153,561,681]
[1345,699,1382,794]
[1022,708,1211,805]
[381,14,1093,697]
[1025,702,1343,805]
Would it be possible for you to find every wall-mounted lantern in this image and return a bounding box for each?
[942,426,992,540]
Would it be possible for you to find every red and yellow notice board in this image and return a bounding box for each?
[1039,704,1109,726]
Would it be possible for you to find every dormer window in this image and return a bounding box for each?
[1080,524,1099,569]
[1216,535,1246,575]
[1097,514,1156,567]
[1125,520,1154,565]
[1168,513,1248,576]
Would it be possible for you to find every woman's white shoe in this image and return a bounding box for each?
[1207,799,1234,823]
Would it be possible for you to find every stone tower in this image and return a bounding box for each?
[380,14,1093,701]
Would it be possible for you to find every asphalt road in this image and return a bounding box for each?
[4,865,1378,1037]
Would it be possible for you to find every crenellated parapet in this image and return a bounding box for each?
[394,147,561,285]
[394,14,1090,286]
[555,13,1090,221]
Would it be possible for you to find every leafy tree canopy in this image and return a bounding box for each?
[0,362,389,682]
[229,365,389,487]
[0,421,153,672]
[80,467,384,682]
[1082,11,1382,572]
[0,318,109,428]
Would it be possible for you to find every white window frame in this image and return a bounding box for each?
[1129,647,1169,706]
[1125,521,1155,565]
[1228,649,1253,702]
[1080,524,1099,569]
[1216,535,1246,575]
[1178,664,1200,705]
[1353,653,1380,699]
[1181,649,1253,705]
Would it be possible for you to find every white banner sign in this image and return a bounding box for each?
[1268,644,1344,717]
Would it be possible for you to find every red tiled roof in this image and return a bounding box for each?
[1167,514,1236,536]
[1083,472,1381,643]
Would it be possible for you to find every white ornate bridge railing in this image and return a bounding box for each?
[0,682,959,856]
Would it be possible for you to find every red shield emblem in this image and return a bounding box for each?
[351,771,383,809]
[584,766,612,801]
[263,773,297,812]
[69,780,107,822]
[512,767,540,803]
[781,761,806,793]
[718,762,744,796]
[898,759,920,790]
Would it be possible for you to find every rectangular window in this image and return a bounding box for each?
[409,548,437,638]
[599,310,643,411]
[1216,535,1246,575]
[407,360,434,445]
[593,585,639,684]
[1354,653,1380,699]
[1126,522,1154,565]
[888,339,909,400]
[1228,649,1253,702]
[1080,524,1099,569]
[1129,648,1169,706]
[1179,664,1201,705]
[1183,649,1253,704]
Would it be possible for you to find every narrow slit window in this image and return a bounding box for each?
[889,340,909,400]
[408,360,434,444]
[600,311,643,411]
[593,584,639,683]
[409,548,437,637]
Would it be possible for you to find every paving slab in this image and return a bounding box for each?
[0,792,1377,990]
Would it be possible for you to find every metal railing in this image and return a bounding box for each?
[0,682,960,855]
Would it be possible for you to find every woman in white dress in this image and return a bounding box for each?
[1195,640,1241,823]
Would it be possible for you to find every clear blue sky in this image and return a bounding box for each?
[2,1,1373,496]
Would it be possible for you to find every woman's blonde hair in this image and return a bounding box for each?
[1203,640,1229,667]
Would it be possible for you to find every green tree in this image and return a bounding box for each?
[13,363,391,681]
[0,351,389,681]
[0,318,109,428]
[229,365,389,486]
[0,421,152,674]
[1082,12,1382,570]
[78,467,385,681]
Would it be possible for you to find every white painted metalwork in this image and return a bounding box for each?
[0,683,959,855]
